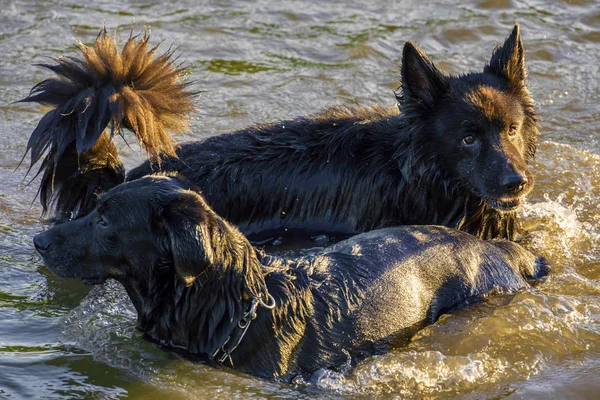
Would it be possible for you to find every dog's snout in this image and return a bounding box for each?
[33,232,52,254]
[503,173,528,194]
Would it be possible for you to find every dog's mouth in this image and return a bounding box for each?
[484,197,522,212]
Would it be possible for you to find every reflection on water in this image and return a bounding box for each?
[1,0,599,398]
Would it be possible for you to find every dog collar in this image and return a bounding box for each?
[211,291,276,365]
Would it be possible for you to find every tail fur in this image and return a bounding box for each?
[20,29,195,219]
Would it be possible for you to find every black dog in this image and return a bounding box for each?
[22,25,538,242]
[33,175,548,379]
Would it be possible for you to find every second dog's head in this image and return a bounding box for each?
[398,25,538,212]
[33,175,243,289]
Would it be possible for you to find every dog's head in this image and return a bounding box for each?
[33,175,228,288]
[398,25,539,212]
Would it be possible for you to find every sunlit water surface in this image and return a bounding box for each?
[1,0,599,398]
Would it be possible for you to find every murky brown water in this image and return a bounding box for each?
[1,0,599,398]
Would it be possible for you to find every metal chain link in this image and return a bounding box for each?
[212,292,276,365]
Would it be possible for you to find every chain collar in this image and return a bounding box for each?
[211,291,276,365]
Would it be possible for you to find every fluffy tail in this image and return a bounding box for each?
[20,29,195,220]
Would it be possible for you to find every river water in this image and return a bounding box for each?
[1,0,599,398]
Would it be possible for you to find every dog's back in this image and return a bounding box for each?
[127,105,405,239]
[290,226,547,373]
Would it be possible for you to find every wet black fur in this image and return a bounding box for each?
[23,26,538,240]
[33,175,548,379]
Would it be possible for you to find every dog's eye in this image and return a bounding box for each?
[462,135,476,145]
[508,126,517,137]
[97,215,109,228]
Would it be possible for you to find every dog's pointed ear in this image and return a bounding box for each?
[160,189,215,286]
[485,24,526,89]
[400,41,447,111]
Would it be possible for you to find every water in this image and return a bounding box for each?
[1,0,599,398]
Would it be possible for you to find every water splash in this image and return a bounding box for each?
[312,290,600,398]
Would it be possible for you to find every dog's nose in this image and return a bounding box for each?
[503,173,528,194]
[33,233,51,254]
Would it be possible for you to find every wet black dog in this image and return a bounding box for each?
[33,175,548,379]
[22,25,538,242]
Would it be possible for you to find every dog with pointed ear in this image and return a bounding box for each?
[24,26,538,245]
[394,25,538,238]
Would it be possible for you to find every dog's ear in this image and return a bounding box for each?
[400,41,447,111]
[160,189,216,286]
[485,24,526,89]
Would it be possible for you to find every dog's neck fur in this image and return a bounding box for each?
[119,215,310,376]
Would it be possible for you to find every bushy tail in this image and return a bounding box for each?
[20,29,195,220]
